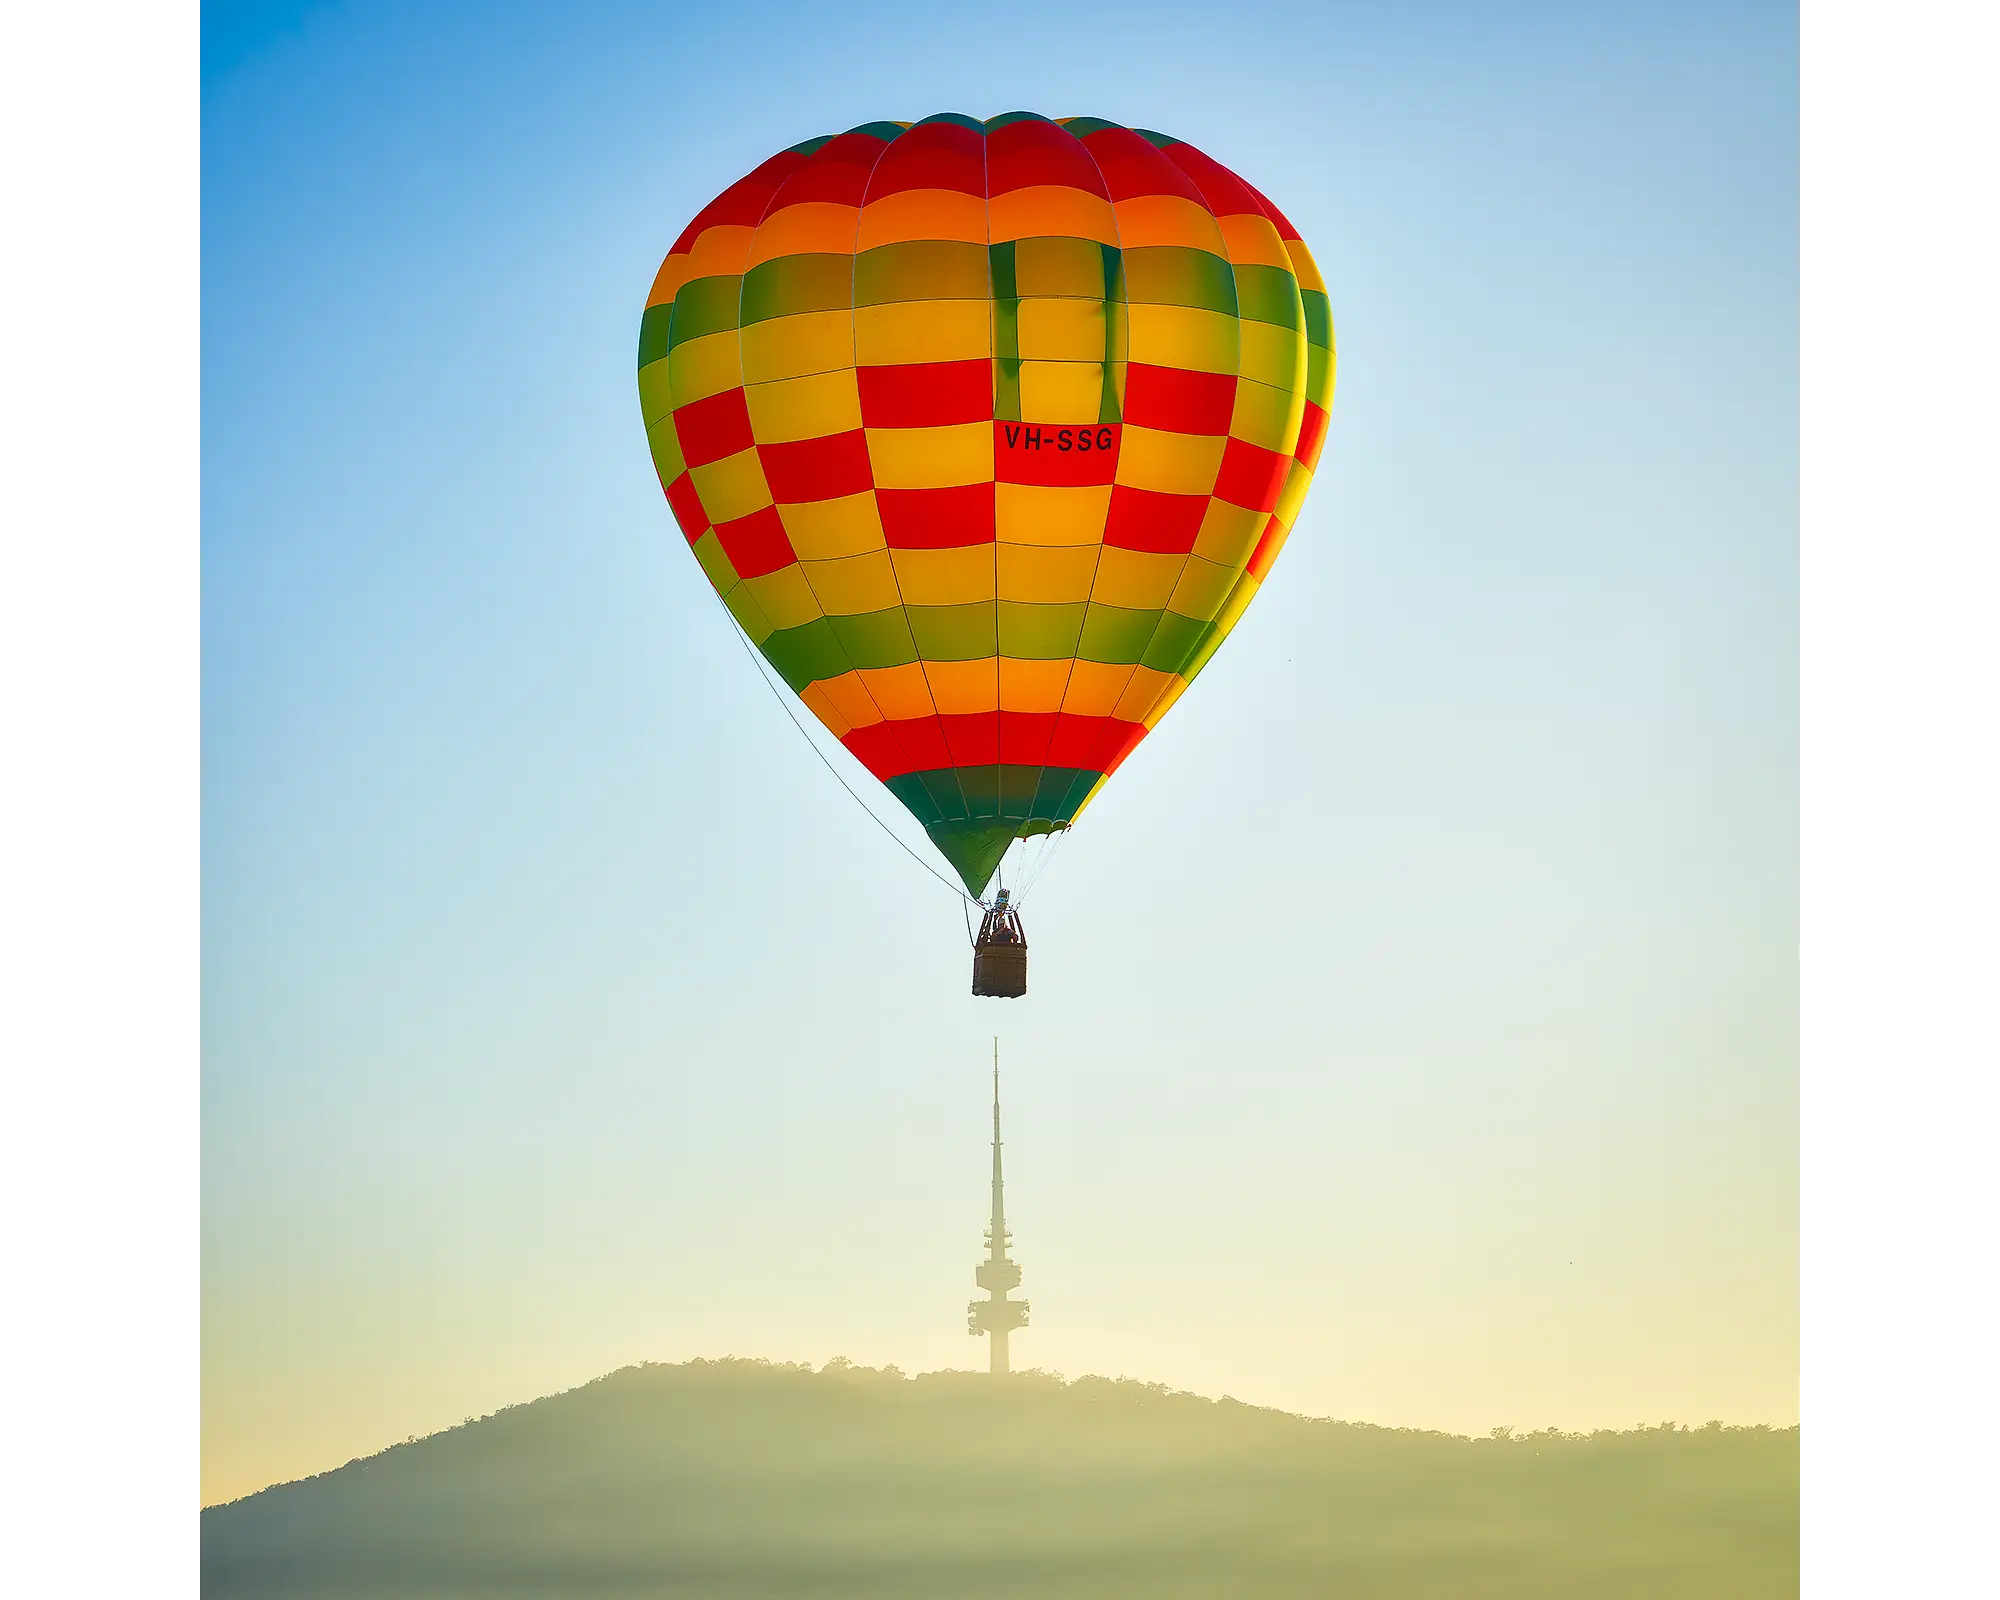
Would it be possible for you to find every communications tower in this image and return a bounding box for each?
[967,1039,1028,1374]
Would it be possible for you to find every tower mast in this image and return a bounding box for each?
[968,1037,1028,1374]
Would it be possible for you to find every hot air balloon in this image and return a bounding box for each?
[638,113,1335,994]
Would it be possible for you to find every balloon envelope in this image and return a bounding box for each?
[639,113,1335,896]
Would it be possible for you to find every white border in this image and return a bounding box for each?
[1803,1,1999,1592]
[0,3,199,1595]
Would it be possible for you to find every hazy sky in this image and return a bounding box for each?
[202,0,1797,1506]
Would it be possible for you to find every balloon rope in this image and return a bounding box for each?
[713,596,978,910]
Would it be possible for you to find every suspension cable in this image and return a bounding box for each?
[711,595,977,909]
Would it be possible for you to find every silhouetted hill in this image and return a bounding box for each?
[202,1359,1797,1598]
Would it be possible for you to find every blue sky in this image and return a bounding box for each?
[202,0,1796,1502]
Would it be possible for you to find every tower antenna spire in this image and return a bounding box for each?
[968,1037,1028,1373]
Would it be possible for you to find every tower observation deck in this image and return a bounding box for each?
[967,1039,1028,1374]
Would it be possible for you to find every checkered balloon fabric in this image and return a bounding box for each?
[639,113,1336,896]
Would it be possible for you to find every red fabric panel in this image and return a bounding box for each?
[1212,436,1288,513]
[1122,364,1234,435]
[668,151,805,253]
[672,388,755,470]
[861,120,986,198]
[986,118,1108,196]
[843,715,953,779]
[712,504,796,580]
[878,482,996,548]
[1246,520,1284,581]
[857,360,993,428]
[1295,400,1330,469]
[994,421,1120,486]
[1160,140,1263,218]
[764,132,891,208]
[758,429,873,503]
[1103,484,1209,554]
[664,473,709,545]
[1075,126,1210,205]
[1047,713,1148,772]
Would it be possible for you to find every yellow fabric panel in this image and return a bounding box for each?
[740,310,855,385]
[1091,546,1183,610]
[688,446,772,525]
[1016,297,1107,362]
[997,540,1098,603]
[746,202,859,266]
[1106,302,1129,367]
[1018,360,1106,424]
[1229,376,1306,455]
[638,359,676,429]
[1191,497,1266,567]
[854,298,991,366]
[998,655,1073,713]
[1124,302,1238,374]
[996,482,1112,546]
[1116,425,1227,496]
[889,543,996,605]
[1238,317,1307,394]
[857,662,937,721]
[801,670,884,732]
[801,549,900,616]
[645,413,685,484]
[1113,664,1179,724]
[866,420,992,488]
[1167,553,1240,621]
[988,186,1119,245]
[745,369,863,444]
[741,563,820,632]
[796,679,855,738]
[778,491,885,561]
[1208,568,1260,641]
[721,575,774,644]
[1284,236,1327,295]
[1060,658,1139,717]
[668,330,745,406]
[1273,458,1314,527]
[923,657,1000,715]
[1138,671,1191,730]
[1217,213,1292,269]
[689,527,735,592]
[855,188,989,249]
[1110,194,1228,253]
[1014,236,1113,298]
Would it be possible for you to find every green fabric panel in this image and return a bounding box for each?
[638,302,675,370]
[1079,602,1163,666]
[667,275,743,348]
[928,819,1017,897]
[885,773,947,826]
[987,242,1018,302]
[1029,765,1095,822]
[1050,767,1103,820]
[846,120,908,141]
[1178,615,1230,682]
[914,768,972,823]
[1121,247,1236,314]
[787,134,833,155]
[855,240,989,305]
[690,529,735,593]
[759,617,850,691]
[638,361,676,429]
[1098,357,1123,426]
[917,112,984,131]
[1302,288,1333,351]
[827,608,920,671]
[1233,264,1304,331]
[984,111,1051,130]
[998,601,1086,659]
[1132,128,1177,149]
[740,254,852,326]
[906,602,998,660]
[1060,117,1122,136]
[994,356,1022,421]
[1140,608,1209,674]
[1014,236,1114,299]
